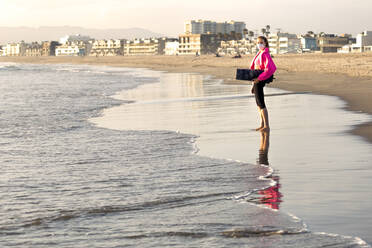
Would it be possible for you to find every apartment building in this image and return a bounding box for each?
[178,34,221,55]
[164,40,179,55]
[55,42,86,56]
[185,20,246,35]
[89,39,126,56]
[317,34,350,53]
[268,33,301,54]
[357,31,372,47]
[124,38,169,56]
[25,42,42,56]
[218,39,256,55]
[41,41,59,56]
[300,36,318,51]
[2,42,27,56]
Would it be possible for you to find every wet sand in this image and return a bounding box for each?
[1,54,372,143]
[90,71,372,243]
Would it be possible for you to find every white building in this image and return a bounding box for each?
[279,36,301,54]
[300,36,317,52]
[124,38,168,55]
[268,33,301,54]
[218,39,256,55]
[356,31,372,47]
[337,43,362,53]
[1,42,27,56]
[164,41,179,55]
[337,31,372,53]
[55,44,85,56]
[185,20,246,35]
[89,39,125,56]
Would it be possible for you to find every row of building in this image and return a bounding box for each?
[1,20,372,56]
[2,32,372,57]
[0,33,239,57]
[218,31,372,55]
[0,37,175,57]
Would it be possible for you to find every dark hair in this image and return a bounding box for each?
[257,36,269,49]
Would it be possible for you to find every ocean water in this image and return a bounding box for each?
[0,63,370,248]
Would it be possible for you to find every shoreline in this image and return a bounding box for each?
[1,55,372,143]
[90,67,372,244]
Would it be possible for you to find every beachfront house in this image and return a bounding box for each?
[317,34,350,53]
[55,43,86,56]
[41,41,60,56]
[357,31,372,48]
[89,39,126,56]
[268,33,301,54]
[164,40,179,55]
[218,39,256,55]
[300,36,318,52]
[178,34,222,55]
[57,34,93,56]
[24,42,42,56]
[337,43,363,53]
[2,42,27,56]
[123,38,168,56]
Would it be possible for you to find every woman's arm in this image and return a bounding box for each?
[257,53,277,81]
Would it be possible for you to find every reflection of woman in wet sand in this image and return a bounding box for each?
[258,130,270,165]
[257,131,282,210]
[250,36,276,132]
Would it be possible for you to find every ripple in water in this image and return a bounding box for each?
[0,63,369,248]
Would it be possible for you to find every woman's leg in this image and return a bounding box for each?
[254,82,268,131]
[260,107,270,132]
[256,107,264,131]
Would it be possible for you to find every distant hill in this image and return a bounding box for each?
[0,26,165,43]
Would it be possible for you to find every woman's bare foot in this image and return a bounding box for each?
[260,126,270,132]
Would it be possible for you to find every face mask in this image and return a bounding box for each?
[257,43,265,50]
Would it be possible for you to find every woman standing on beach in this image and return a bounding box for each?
[250,36,276,132]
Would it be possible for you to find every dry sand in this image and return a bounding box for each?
[1,54,372,143]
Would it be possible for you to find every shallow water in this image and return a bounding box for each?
[0,63,371,247]
[92,71,372,244]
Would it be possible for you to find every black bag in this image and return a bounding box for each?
[236,69,274,84]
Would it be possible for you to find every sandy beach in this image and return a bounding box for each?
[1,54,372,143]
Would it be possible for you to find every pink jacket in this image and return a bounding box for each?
[250,47,277,81]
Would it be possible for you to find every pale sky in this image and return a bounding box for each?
[0,0,371,36]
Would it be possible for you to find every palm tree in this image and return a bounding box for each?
[306,31,315,37]
[266,25,271,33]
[248,31,255,39]
[243,28,248,39]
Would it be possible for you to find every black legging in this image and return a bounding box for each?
[253,81,266,109]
